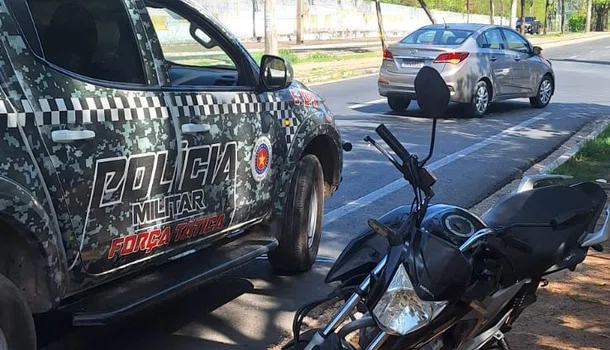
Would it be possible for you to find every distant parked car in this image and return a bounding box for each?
[378,23,555,117]
[516,16,542,35]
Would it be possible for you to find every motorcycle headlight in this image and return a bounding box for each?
[372,264,448,335]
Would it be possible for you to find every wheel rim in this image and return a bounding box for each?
[539,79,552,104]
[475,85,489,114]
[307,183,319,249]
[0,326,8,350]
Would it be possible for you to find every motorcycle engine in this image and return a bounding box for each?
[420,204,487,247]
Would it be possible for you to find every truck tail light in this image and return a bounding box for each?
[434,52,470,64]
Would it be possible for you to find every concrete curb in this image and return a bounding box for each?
[534,32,610,49]
[469,116,610,216]
[539,118,610,174]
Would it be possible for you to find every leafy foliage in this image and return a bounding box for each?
[569,13,586,31]
[374,0,607,31]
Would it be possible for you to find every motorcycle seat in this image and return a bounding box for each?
[482,184,597,280]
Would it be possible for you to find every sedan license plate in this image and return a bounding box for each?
[401,59,424,68]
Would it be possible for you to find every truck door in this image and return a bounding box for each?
[13,0,179,275]
[140,0,282,249]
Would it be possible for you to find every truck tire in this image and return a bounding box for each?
[268,154,324,275]
[0,274,36,350]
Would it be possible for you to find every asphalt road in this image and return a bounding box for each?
[317,37,610,258]
[42,37,610,350]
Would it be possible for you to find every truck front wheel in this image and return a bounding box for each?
[268,155,324,275]
[0,274,36,350]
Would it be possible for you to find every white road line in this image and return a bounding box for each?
[309,73,379,87]
[568,55,579,59]
[322,111,552,226]
[590,50,597,53]
[349,98,386,109]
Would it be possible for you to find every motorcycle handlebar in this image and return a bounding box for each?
[376,124,411,164]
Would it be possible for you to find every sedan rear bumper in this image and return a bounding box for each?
[378,69,472,103]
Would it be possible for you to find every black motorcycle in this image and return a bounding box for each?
[284,66,609,350]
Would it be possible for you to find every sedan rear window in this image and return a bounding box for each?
[401,29,474,46]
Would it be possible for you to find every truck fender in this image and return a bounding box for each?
[272,116,343,217]
[0,176,68,312]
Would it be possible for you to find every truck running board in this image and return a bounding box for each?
[61,228,278,326]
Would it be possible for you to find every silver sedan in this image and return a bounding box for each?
[378,23,555,117]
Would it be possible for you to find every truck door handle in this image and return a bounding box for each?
[51,129,96,143]
[182,123,211,134]
[490,56,497,62]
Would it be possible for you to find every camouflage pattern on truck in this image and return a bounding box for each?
[0,0,343,312]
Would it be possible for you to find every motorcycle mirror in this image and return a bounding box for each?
[414,66,450,119]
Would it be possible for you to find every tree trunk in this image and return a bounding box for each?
[520,0,525,34]
[490,0,495,24]
[499,0,505,25]
[596,10,603,31]
[375,0,387,50]
[418,0,436,24]
[586,0,592,32]
[510,0,518,28]
[560,0,565,34]
[543,0,549,34]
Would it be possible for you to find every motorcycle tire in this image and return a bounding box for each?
[269,154,324,275]
[0,274,37,350]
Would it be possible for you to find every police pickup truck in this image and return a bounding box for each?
[0,0,346,348]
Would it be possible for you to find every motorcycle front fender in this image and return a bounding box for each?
[325,206,412,286]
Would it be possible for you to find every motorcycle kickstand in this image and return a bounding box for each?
[493,331,512,350]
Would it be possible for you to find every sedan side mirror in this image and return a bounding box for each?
[532,46,543,56]
[260,55,294,91]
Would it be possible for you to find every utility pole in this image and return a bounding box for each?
[296,0,304,44]
[586,0,592,32]
[490,0,495,24]
[466,0,471,23]
[265,0,278,55]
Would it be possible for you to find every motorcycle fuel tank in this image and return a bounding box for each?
[420,204,487,247]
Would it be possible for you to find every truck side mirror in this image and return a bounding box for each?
[259,55,294,91]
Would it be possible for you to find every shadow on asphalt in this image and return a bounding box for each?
[353,99,537,119]
[547,58,610,66]
[40,259,334,350]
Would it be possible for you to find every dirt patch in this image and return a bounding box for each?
[507,239,610,350]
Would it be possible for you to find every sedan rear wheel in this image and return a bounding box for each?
[465,80,490,118]
[387,97,411,113]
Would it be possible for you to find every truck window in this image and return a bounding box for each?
[144,3,244,87]
[23,0,147,85]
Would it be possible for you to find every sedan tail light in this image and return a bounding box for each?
[383,49,394,60]
[434,52,470,64]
